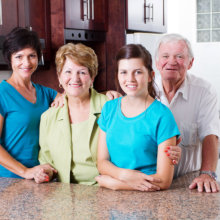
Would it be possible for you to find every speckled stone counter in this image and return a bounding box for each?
[0,172,220,220]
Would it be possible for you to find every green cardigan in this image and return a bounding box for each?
[39,89,108,183]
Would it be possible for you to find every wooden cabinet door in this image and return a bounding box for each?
[126,0,166,33]
[0,0,19,35]
[27,0,51,62]
[65,0,107,31]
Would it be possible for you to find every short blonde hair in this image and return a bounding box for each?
[55,43,98,78]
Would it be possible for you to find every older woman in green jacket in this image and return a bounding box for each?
[35,43,107,184]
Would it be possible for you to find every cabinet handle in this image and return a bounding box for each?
[91,0,94,20]
[144,0,150,23]
[0,0,2,26]
[82,0,89,20]
[151,4,154,21]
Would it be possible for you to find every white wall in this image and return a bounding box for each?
[167,0,220,102]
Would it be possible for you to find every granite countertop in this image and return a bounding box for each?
[0,171,220,220]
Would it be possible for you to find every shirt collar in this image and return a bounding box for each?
[157,73,189,101]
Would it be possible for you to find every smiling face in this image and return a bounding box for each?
[118,58,151,98]
[58,57,94,99]
[156,40,194,84]
[11,47,38,79]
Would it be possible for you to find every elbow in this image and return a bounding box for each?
[159,179,172,190]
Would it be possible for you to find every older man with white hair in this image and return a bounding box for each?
[155,33,220,193]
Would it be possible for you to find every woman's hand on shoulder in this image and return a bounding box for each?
[118,169,161,191]
[51,92,65,108]
[105,90,122,100]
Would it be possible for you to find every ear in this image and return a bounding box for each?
[90,76,95,86]
[188,58,194,70]
[148,71,155,82]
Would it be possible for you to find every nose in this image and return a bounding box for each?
[72,72,80,81]
[23,57,31,66]
[127,73,135,82]
[167,56,177,65]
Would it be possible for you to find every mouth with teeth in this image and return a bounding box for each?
[126,84,137,89]
[68,83,82,88]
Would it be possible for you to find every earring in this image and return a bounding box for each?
[90,83,93,88]
[59,83,63,88]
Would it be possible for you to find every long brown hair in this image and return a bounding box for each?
[115,44,157,99]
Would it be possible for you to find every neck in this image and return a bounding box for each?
[67,92,91,109]
[8,73,32,89]
[162,78,184,103]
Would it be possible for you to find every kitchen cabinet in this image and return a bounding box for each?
[126,0,167,33]
[0,0,19,35]
[0,0,51,64]
[65,0,107,31]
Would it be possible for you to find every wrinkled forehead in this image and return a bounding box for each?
[159,40,188,53]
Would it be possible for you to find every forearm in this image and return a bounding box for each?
[96,175,135,191]
[97,159,124,180]
[0,145,28,178]
[201,135,218,171]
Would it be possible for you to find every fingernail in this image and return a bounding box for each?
[166,153,170,156]
[167,146,170,149]
[164,150,168,153]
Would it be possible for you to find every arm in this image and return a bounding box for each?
[97,129,161,191]
[0,114,55,180]
[150,137,176,189]
[35,114,57,183]
[189,135,219,193]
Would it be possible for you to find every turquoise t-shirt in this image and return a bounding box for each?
[0,80,57,178]
[98,97,180,175]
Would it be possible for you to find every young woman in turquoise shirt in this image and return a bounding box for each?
[97,44,180,191]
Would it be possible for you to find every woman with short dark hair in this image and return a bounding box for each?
[0,27,58,179]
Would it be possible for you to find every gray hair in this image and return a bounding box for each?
[155,33,194,61]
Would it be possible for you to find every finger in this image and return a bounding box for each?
[197,182,204,192]
[216,182,220,192]
[210,181,218,193]
[189,181,197,189]
[204,181,211,193]
[142,181,160,191]
[172,160,177,165]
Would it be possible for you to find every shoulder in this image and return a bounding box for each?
[187,73,216,95]
[0,80,9,93]
[91,89,108,104]
[90,89,108,113]
[103,97,120,110]
[150,100,175,120]
[41,105,62,122]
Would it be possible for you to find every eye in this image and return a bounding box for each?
[15,55,22,59]
[79,70,87,75]
[162,55,169,58]
[176,55,183,59]
[65,70,71,74]
[30,54,37,58]
[119,70,127,74]
[135,70,142,74]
